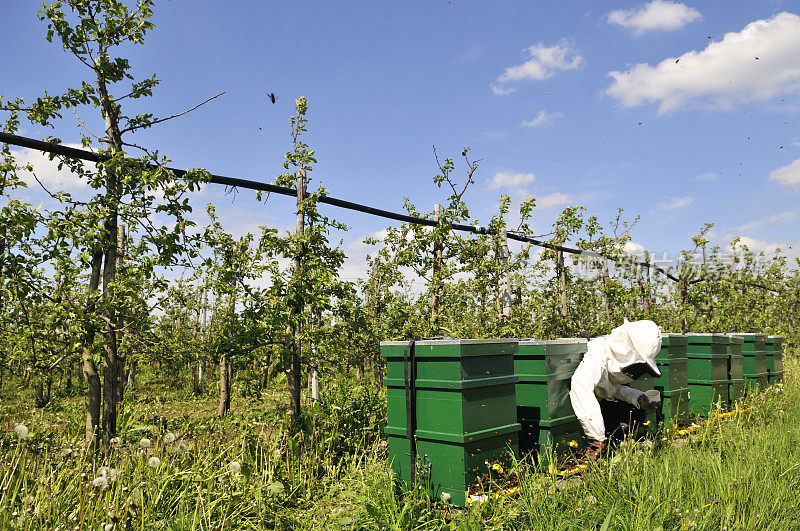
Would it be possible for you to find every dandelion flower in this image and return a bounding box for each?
[147,457,161,468]
[176,441,188,453]
[139,438,152,449]
[92,476,108,489]
[13,425,28,439]
[227,461,241,474]
[162,432,176,444]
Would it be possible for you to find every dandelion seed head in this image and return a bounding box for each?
[585,495,597,504]
[102,468,120,482]
[147,457,161,468]
[227,461,241,474]
[13,425,28,439]
[176,441,188,453]
[162,432,176,444]
[92,476,108,489]
[440,492,451,503]
[139,438,152,449]
[104,523,114,531]
[109,437,121,445]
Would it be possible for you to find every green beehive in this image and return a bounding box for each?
[766,336,785,385]
[727,335,745,403]
[382,339,520,506]
[514,339,586,460]
[685,334,730,415]
[630,334,690,425]
[734,333,768,391]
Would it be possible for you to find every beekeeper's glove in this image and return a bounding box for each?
[636,394,659,410]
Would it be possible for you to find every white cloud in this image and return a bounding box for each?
[493,40,583,95]
[606,12,800,113]
[491,85,517,96]
[737,211,798,232]
[537,192,572,209]
[12,146,91,191]
[624,241,646,254]
[656,196,695,209]
[692,172,721,181]
[607,1,701,34]
[521,110,564,128]
[488,171,535,190]
[727,235,786,254]
[769,158,800,185]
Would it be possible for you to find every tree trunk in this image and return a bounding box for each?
[83,250,103,449]
[285,169,307,423]
[99,83,123,446]
[35,373,50,408]
[114,225,127,405]
[218,351,230,418]
[64,364,72,393]
[126,360,137,390]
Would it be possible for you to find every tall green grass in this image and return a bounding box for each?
[1,356,798,529]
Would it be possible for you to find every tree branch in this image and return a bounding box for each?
[120,91,226,134]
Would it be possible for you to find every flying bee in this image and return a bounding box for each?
[268,92,277,104]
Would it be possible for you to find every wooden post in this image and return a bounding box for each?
[430,203,443,330]
[310,364,319,404]
[557,249,568,318]
[601,257,612,325]
[679,261,688,333]
[702,244,714,322]
[499,229,512,321]
[642,250,651,312]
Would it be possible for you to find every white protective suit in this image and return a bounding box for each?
[569,319,662,441]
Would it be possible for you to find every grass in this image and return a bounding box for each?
[1,355,798,530]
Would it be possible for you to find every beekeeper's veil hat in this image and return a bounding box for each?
[605,319,662,378]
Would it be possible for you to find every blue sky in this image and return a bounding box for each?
[3,0,800,280]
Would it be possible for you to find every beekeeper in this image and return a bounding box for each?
[569,319,662,460]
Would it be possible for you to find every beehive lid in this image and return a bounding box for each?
[662,333,688,347]
[685,333,730,345]
[766,336,784,347]
[380,338,517,358]
[731,333,767,342]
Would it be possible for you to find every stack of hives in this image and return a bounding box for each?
[381,332,786,505]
